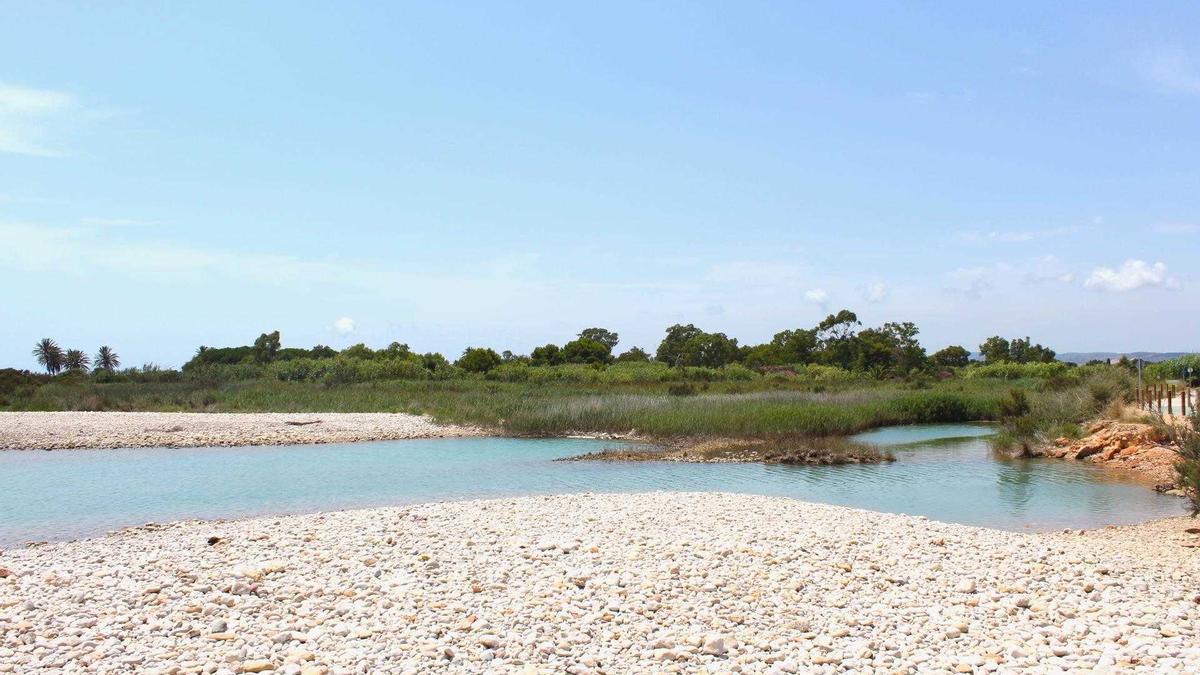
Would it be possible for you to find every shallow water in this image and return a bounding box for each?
[0,423,1183,544]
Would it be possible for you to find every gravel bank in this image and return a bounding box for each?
[1,492,1197,673]
[0,412,482,450]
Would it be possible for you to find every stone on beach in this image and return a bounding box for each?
[0,492,1197,672]
[0,411,481,451]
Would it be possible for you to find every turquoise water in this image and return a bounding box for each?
[0,423,1184,544]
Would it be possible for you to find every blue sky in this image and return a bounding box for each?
[2,2,1198,368]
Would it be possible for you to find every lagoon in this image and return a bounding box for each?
[0,423,1183,545]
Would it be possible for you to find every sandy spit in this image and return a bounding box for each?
[1,492,1197,673]
[0,412,483,450]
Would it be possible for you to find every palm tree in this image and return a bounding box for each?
[64,349,91,372]
[95,345,120,371]
[32,338,65,374]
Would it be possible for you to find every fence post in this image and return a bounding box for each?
[1168,386,1174,415]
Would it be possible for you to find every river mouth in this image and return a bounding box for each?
[0,423,1183,545]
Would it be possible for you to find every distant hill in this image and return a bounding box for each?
[1055,352,1193,365]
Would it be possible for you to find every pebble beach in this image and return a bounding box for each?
[2,492,1197,673]
[0,412,482,450]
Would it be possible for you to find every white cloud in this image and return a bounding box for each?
[333,317,356,334]
[1142,48,1200,94]
[0,84,74,114]
[1084,259,1180,292]
[863,282,887,303]
[707,260,804,285]
[803,288,828,305]
[0,83,81,157]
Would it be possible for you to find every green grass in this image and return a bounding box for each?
[2,377,1017,438]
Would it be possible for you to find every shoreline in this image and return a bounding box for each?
[0,411,484,451]
[1,492,1197,672]
[1029,417,1183,489]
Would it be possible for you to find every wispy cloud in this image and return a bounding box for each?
[1152,223,1199,235]
[707,260,805,285]
[0,221,365,284]
[803,288,828,306]
[0,83,82,157]
[947,265,1006,298]
[1141,48,1200,94]
[1084,259,1180,292]
[79,217,155,227]
[1023,255,1075,284]
[958,225,1076,244]
[862,281,887,303]
[333,317,356,334]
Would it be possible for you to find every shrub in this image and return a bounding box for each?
[1146,354,1200,383]
[1165,413,1200,516]
[456,347,503,374]
[668,383,697,397]
[964,361,1071,380]
[561,338,612,365]
[998,389,1031,418]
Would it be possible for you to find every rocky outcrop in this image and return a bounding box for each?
[1039,420,1179,486]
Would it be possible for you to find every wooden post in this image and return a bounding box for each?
[1168,386,1174,415]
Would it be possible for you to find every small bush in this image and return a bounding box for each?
[1165,413,1200,516]
[668,383,697,397]
[998,389,1031,418]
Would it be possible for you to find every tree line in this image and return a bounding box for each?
[170,308,1057,378]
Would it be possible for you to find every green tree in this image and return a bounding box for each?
[853,327,897,374]
[770,328,818,365]
[882,321,927,373]
[456,347,502,373]
[310,345,337,358]
[931,345,970,368]
[615,346,650,362]
[656,324,705,366]
[32,338,64,375]
[530,344,564,366]
[562,338,612,364]
[577,328,619,351]
[383,342,412,359]
[64,349,91,373]
[422,352,450,371]
[252,331,282,363]
[815,310,861,369]
[979,336,1011,364]
[679,331,739,368]
[739,343,782,368]
[94,345,121,371]
[341,343,375,360]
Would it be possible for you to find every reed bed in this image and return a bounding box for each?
[4,378,1006,438]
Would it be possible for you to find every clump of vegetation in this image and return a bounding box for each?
[990,368,1135,456]
[565,435,893,465]
[1146,354,1200,384]
[1164,412,1200,516]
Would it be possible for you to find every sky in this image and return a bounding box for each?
[2,2,1198,369]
